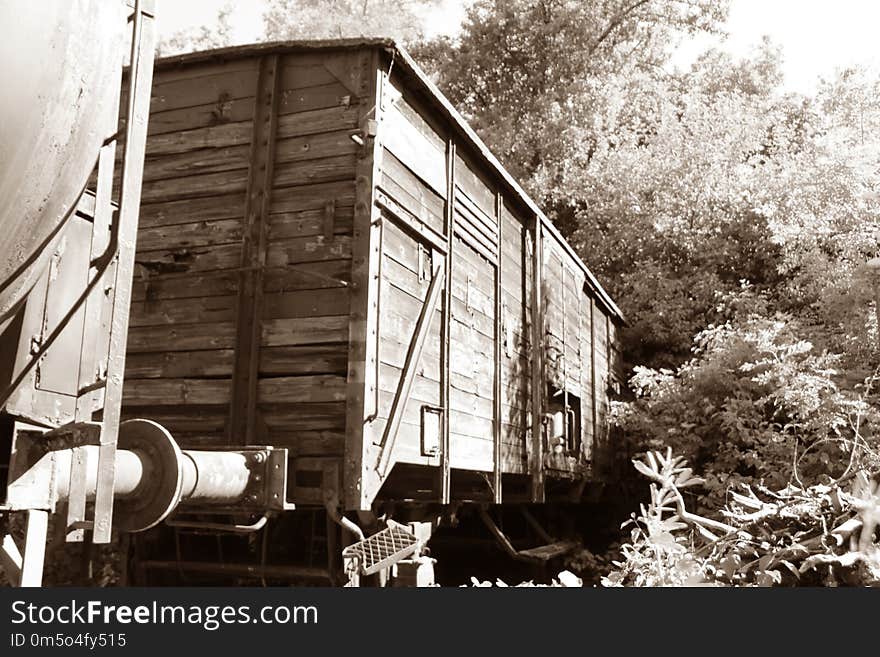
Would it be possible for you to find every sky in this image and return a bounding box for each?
[155,0,880,94]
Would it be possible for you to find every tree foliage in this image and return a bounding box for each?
[604,450,880,587]
[419,2,880,376]
[156,3,235,57]
[263,0,440,44]
[415,0,727,182]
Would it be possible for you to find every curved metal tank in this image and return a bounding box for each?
[0,0,125,322]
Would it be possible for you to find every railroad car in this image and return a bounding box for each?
[121,39,625,583]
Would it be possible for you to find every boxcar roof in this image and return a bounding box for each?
[155,39,625,324]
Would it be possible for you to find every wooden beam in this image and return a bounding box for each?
[228,54,281,445]
[591,297,598,471]
[492,192,503,503]
[440,139,455,504]
[0,534,22,584]
[376,257,446,477]
[19,510,49,587]
[477,506,518,559]
[343,49,383,511]
[529,217,545,503]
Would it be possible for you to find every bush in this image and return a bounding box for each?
[616,299,880,511]
[603,450,880,587]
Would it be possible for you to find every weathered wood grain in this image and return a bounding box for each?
[266,234,352,267]
[263,259,351,293]
[278,82,356,115]
[127,321,237,353]
[262,288,350,319]
[258,344,348,376]
[381,100,447,196]
[260,401,346,430]
[139,193,246,228]
[142,144,251,182]
[122,378,231,405]
[135,243,241,275]
[125,349,235,379]
[267,205,354,240]
[277,104,359,138]
[274,129,358,165]
[268,430,345,456]
[270,180,355,214]
[144,97,256,137]
[139,169,248,204]
[150,69,259,114]
[145,120,252,155]
[272,154,357,188]
[261,316,349,346]
[128,295,237,327]
[121,403,229,432]
[132,271,239,301]
[454,148,496,218]
[258,374,347,404]
[137,218,243,251]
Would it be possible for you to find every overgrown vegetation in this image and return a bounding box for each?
[420,1,880,586]
[603,449,879,586]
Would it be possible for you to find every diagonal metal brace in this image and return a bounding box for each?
[375,257,445,477]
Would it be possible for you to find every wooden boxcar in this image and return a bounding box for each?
[122,39,624,523]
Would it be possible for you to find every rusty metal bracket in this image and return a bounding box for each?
[165,513,270,534]
[2,422,102,513]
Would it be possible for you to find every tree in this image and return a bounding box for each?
[156,3,235,57]
[263,0,441,45]
[414,0,729,183]
[418,8,880,372]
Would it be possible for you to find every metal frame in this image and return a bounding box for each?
[1,0,159,570]
[88,0,157,545]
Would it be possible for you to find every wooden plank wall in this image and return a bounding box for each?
[499,203,532,475]
[256,51,361,463]
[373,67,537,479]
[121,46,624,507]
[124,51,362,466]
[124,57,259,442]
[372,75,446,470]
[539,229,624,476]
[448,150,499,474]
